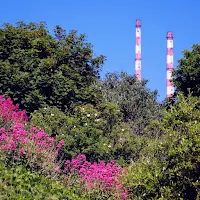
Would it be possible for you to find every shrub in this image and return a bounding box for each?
[0,122,65,176]
[97,72,162,135]
[0,96,64,176]
[30,103,144,165]
[172,44,200,97]
[0,95,129,199]
[64,154,128,200]
[0,95,28,129]
[0,162,84,200]
[0,22,105,114]
[123,93,200,199]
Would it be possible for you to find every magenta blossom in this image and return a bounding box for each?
[0,95,28,123]
[64,154,128,199]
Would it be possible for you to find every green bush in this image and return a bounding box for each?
[173,44,200,97]
[0,22,105,114]
[30,103,145,165]
[97,72,162,135]
[0,162,85,200]
[124,93,200,199]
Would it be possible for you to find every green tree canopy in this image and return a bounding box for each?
[124,93,200,199]
[97,72,162,135]
[0,22,105,114]
[173,44,200,97]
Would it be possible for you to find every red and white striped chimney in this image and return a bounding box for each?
[135,19,141,80]
[166,32,174,98]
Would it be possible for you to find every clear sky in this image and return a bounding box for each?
[0,0,200,101]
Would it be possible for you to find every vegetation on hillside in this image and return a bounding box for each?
[0,22,105,114]
[0,22,199,199]
[173,44,200,97]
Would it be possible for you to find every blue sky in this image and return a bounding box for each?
[0,0,200,101]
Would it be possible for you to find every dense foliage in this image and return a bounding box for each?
[0,21,200,200]
[0,163,83,200]
[64,154,128,199]
[98,72,162,134]
[124,93,200,199]
[0,22,105,114]
[0,95,128,199]
[173,44,200,97]
[30,103,145,164]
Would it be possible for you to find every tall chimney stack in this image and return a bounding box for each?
[135,19,141,80]
[166,31,174,98]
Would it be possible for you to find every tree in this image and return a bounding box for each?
[173,44,200,97]
[124,93,200,199]
[97,72,162,135]
[30,102,145,164]
[0,22,105,114]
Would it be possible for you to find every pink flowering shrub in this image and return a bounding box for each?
[64,154,128,199]
[0,95,129,198]
[0,96,64,176]
[0,95,28,127]
[0,122,64,175]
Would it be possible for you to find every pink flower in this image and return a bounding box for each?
[9,140,16,149]
[36,148,42,153]
[56,139,64,149]
[0,133,7,141]
[64,154,128,199]
[0,95,28,123]
[0,95,128,199]
[27,153,31,157]
[65,160,70,165]
[18,148,25,155]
